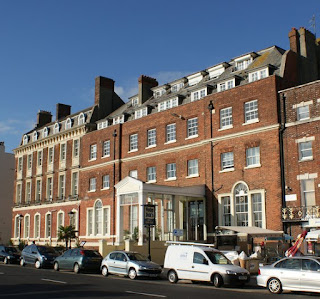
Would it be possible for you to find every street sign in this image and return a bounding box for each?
[173,229,183,236]
[143,204,156,226]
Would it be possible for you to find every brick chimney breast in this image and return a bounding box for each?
[56,103,71,121]
[95,76,115,106]
[37,110,52,128]
[289,27,299,54]
[138,75,158,104]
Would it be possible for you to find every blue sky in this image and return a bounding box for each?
[0,0,319,153]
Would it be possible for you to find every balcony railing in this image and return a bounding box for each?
[282,206,320,222]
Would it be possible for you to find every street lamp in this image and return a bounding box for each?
[68,211,75,249]
[18,214,24,239]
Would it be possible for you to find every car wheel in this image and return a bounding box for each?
[128,268,137,280]
[20,258,25,267]
[101,266,108,277]
[4,257,8,264]
[212,274,223,288]
[73,263,80,274]
[54,262,59,271]
[267,278,282,294]
[35,260,41,269]
[168,270,178,283]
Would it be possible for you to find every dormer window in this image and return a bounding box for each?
[158,97,179,112]
[78,113,85,125]
[191,88,207,102]
[113,115,124,125]
[171,82,184,93]
[54,122,60,134]
[207,64,227,79]
[43,127,49,137]
[217,79,235,92]
[135,107,148,119]
[131,97,139,107]
[153,89,166,98]
[233,53,256,72]
[249,67,269,82]
[23,135,29,145]
[97,120,108,130]
[32,131,38,142]
[65,118,72,129]
[236,59,252,71]
[187,72,204,86]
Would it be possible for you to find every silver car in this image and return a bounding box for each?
[257,256,320,294]
[101,251,162,279]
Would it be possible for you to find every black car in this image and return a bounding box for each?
[54,248,103,273]
[20,244,59,268]
[0,245,20,264]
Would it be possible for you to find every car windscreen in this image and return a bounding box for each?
[127,253,149,261]
[205,251,232,265]
[37,246,57,254]
[83,250,101,257]
[5,247,18,254]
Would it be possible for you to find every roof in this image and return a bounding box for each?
[215,226,284,237]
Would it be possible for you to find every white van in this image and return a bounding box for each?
[163,241,250,287]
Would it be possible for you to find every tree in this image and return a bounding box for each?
[57,225,77,250]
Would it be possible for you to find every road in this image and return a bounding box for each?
[0,263,315,298]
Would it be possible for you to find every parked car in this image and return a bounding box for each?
[257,256,320,294]
[20,244,59,268]
[163,242,250,287]
[0,245,20,264]
[54,248,102,273]
[101,251,162,279]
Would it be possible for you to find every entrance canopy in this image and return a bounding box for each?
[215,226,284,237]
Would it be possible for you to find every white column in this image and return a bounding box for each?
[115,194,121,245]
[138,191,145,245]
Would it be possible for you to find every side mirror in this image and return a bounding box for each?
[203,259,209,265]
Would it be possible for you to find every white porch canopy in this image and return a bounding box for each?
[115,176,206,245]
[215,225,284,237]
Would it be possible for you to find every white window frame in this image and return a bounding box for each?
[43,127,49,137]
[32,131,38,142]
[129,134,138,152]
[71,172,79,196]
[248,68,269,82]
[23,135,29,145]
[45,212,52,238]
[87,201,111,237]
[166,163,176,180]
[25,181,31,203]
[90,144,97,160]
[187,118,198,138]
[147,166,156,182]
[300,179,316,207]
[113,115,124,125]
[102,175,110,190]
[48,147,54,165]
[54,123,60,134]
[244,100,259,124]
[65,118,72,129]
[297,105,310,121]
[298,141,313,161]
[166,123,176,143]
[24,214,30,238]
[187,159,199,177]
[129,170,138,179]
[78,113,85,125]
[73,139,80,158]
[34,213,40,239]
[16,183,22,204]
[89,177,96,192]
[191,88,207,102]
[220,107,233,129]
[60,143,66,161]
[135,108,148,119]
[217,79,235,92]
[37,150,43,167]
[102,140,110,157]
[221,152,234,171]
[18,157,23,172]
[245,146,260,168]
[158,98,178,112]
[58,174,65,199]
[57,211,64,233]
[35,179,42,202]
[147,129,156,148]
[46,176,53,201]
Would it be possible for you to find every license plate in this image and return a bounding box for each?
[150,274,158,277]
[239,276,247,280]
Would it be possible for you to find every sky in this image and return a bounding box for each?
[0,0,319,153]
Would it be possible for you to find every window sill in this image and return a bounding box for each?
[88,190,96,193]
[164,140,176,145]
[145,144,157,149]
[299,157,313,162]
[101,187,110,190]
[165,177,177,182]
[244,164,261,169]
[128,149,138,153]
[242,119,259,126]
[88,158,97,162]
[218,125,233,131]
[146,180,157,184]
[186,174,199,179]
[185,135,198,140]
[101,155,110,159]
[219,168,235,173]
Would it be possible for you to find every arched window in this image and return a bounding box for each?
[23,135,29,145]
[24,214,30,238]
[65,118,72,130]
[234,183,248,226]
[95,200,102,235]
[78,113,85,125]
[32,131,38,142]
[54,123,60,134]
[43,127,49,137]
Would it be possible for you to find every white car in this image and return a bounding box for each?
[163,242,250,287]
[257,256,320,294]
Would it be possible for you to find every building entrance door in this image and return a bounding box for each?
[184,200,204,241]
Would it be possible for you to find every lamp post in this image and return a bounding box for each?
[68,211,75,249]
[18,214,24,240]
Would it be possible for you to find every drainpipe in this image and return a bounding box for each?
[112,129,117,245]
[279,93,287,233]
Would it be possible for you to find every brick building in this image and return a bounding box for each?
[12,27,320,248]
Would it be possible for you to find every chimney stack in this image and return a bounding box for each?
[56,103,71,121]
[95,76,115,106]
[138,75,158,104]
[37,110,52,128]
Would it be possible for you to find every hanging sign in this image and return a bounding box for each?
[143,204,156,226]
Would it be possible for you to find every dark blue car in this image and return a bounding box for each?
[0,245,20,264]
[20,244,59,268]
